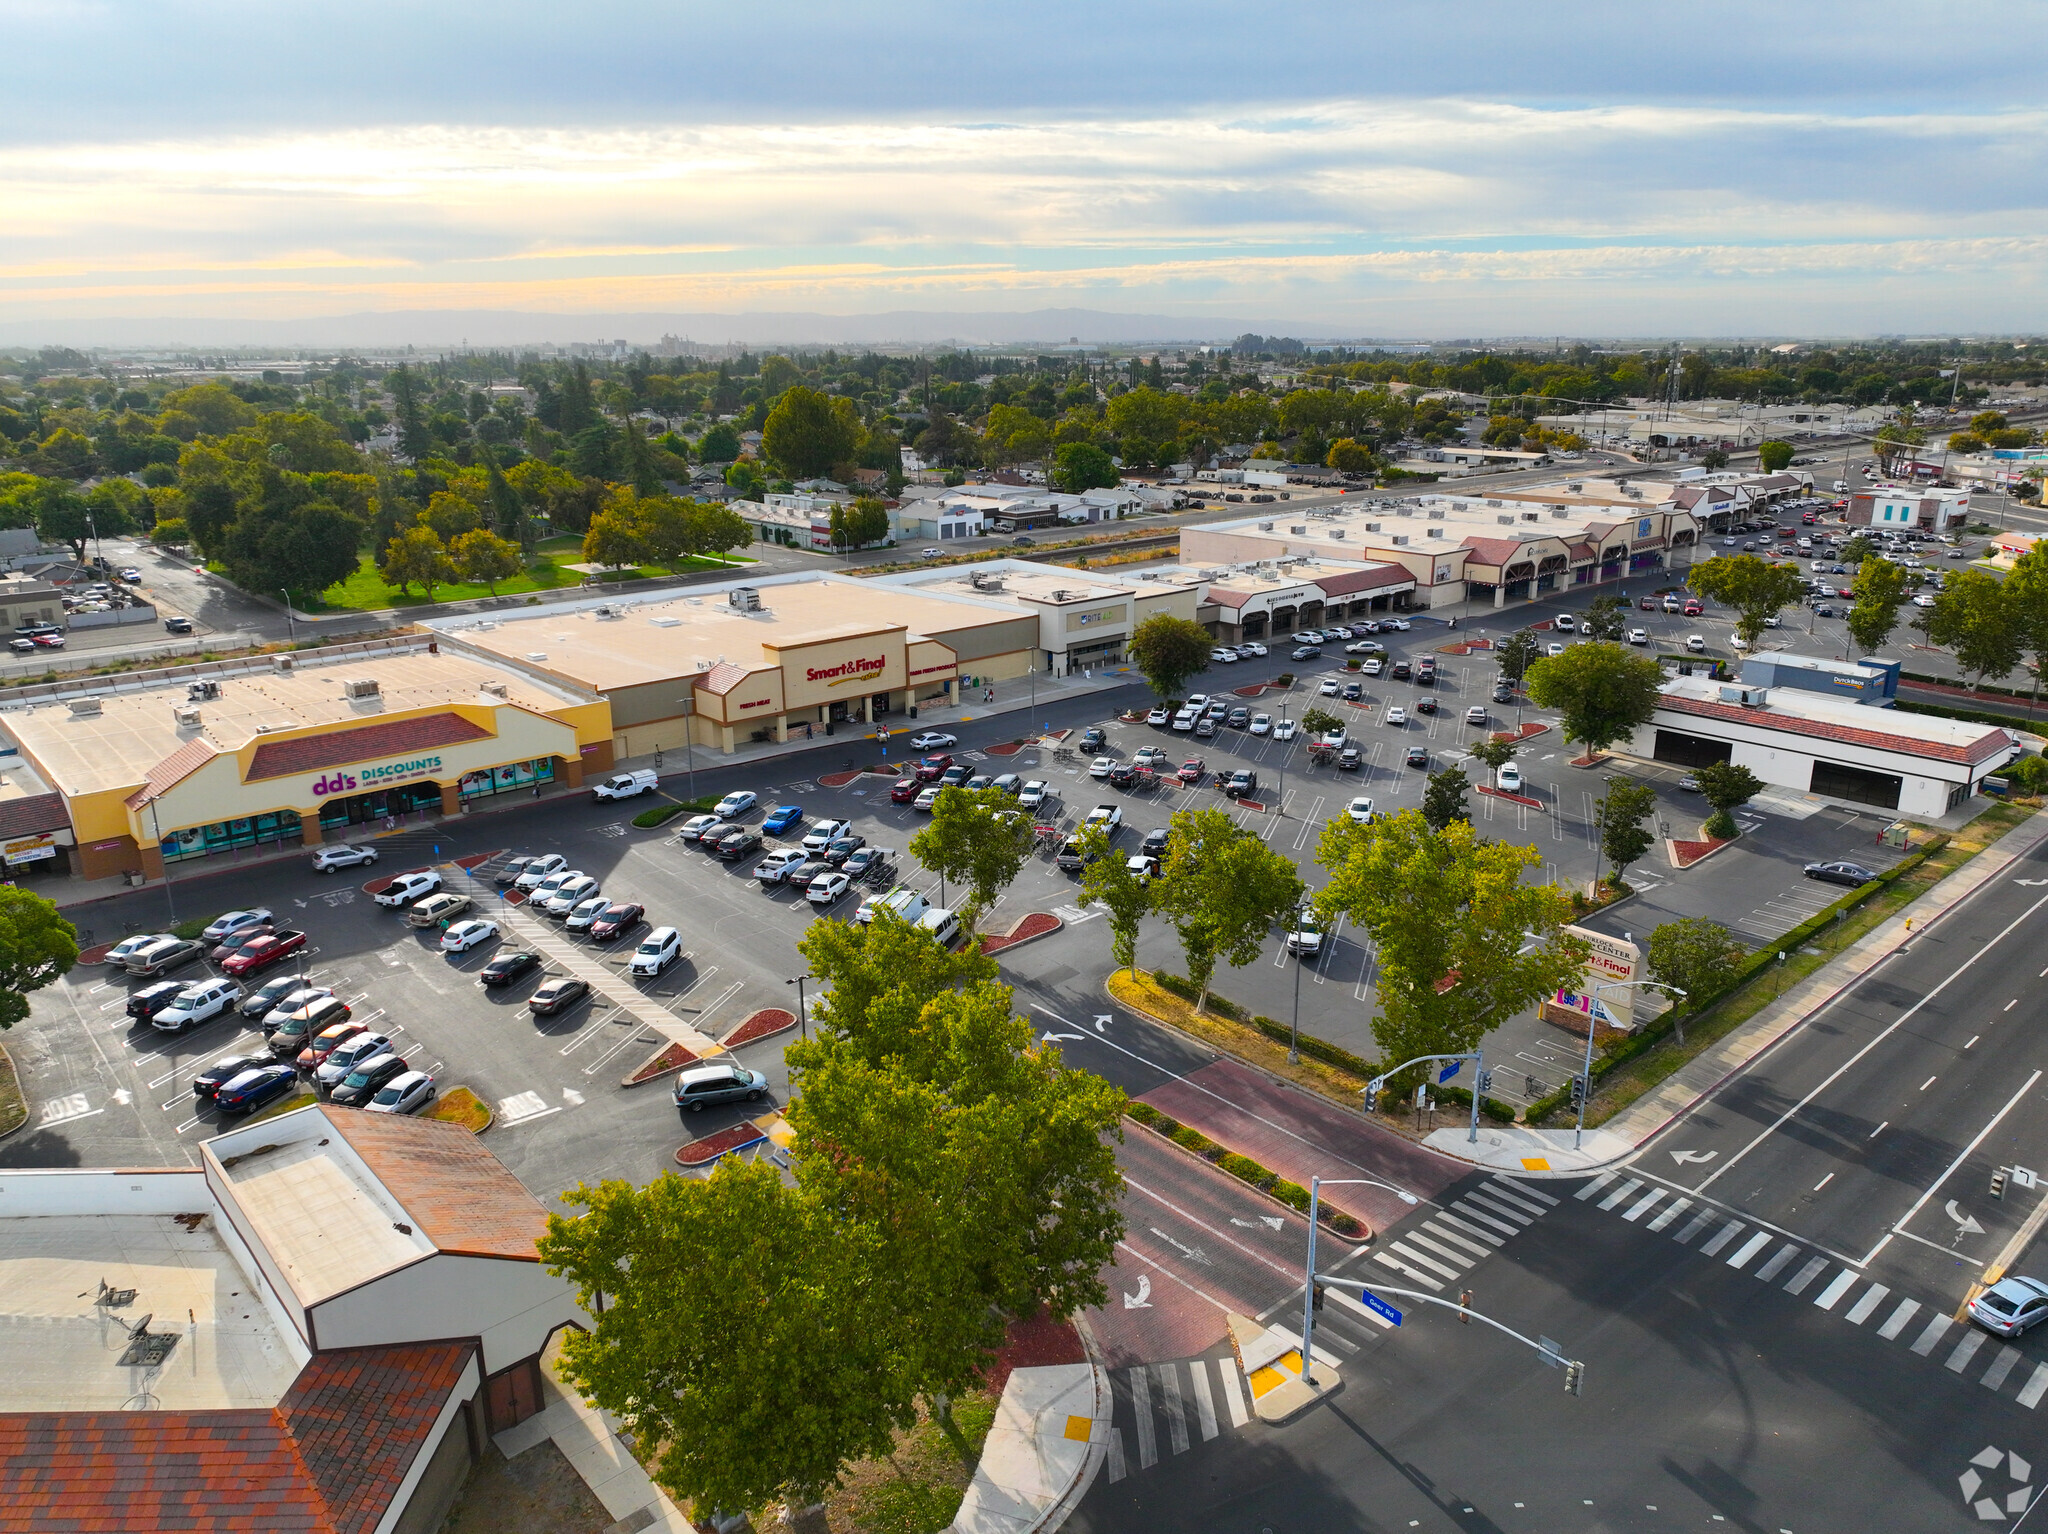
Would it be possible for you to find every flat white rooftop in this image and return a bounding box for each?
[0,1213,302,1412]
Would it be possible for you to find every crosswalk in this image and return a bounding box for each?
[1371,1175,1561,1293]
[1103,1352,1252,1482]
[1575,1170,2048,1409]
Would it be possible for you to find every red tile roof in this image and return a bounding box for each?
[1204,587,1253,610]
[1313,566,1412,596]
[1458,536,1532,567]
[1658,693,2011,766]
[245,714,492,783]
[317,1105,548,1260]
[125,737,218,809]
[696,660,755,696]
[0,791,70,839]
[0,1344,470,1534]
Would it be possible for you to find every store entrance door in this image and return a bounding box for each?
[319,780,442,834]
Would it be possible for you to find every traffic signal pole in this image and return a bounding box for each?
[1322,1275,1587,1395]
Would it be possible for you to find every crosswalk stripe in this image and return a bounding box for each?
[1844,1284,1889,1325]
[1494,1178,1559,1207]
[1107,1426,1128,1483]
[1597,1178,1645,1212]
[1462,1190,1536,1226]
[1814,1270,1859,1310]
[1911,1314,1954,1357]
[1575,1172,1617,1200]
[1947,1330,1989,1374]
[1389,1240,1465,1281]
[1622,1187,1668,1222]
[1436,1211,1505,1247]
[1482,1181,1552,1215]
[1784,1256,1830,1295]
[1674,1210,1717,1245]
[1130,1365,1157,1469]
[1983,1345,2023,1392]
[1422,1221,1496,1259]
[1700,1219,1747,1258]
[1189,1359,1220,1441]
[2019,1362,2048,1410]
[1157,1363,1190,1455]
[1375,1250,1446,1290]
[1405,1232,1478,1272]
[1449,1201,1522,1238]
[1329,1285,1395,1330]
[1878,1298,1922,1341]
[1725,1231,1772,1269]
[1646,1197,1690,1233]
[1314,1323,1358,1353]
[1754,1243,1801,1283]
[1219,1358,1250,1427]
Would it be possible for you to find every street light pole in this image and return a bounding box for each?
[785,973,812,1040]
[279,591,296,646]
[145,796,176,925]
[676,698,696,801]
[1287,897,1308,1064]
[1302,1175,1420,1385]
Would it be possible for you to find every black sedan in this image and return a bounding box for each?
[528,977,590,1016]
[1805,860,1880,888]
[127,980,188,1022]
[1290,645,1323,661]
[479,950,542,987]
[712,828,763,860]
[1405,745,1430,768]
[193,1053,272,1103]
[214,1063,300,1115]
[821,834,867,867]
[330,1051,409,1108]
[589,902,646,942]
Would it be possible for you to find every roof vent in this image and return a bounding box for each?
[729,586,763,612]
[480,680,509,699]
[174,705,202,727]
[343,678,380,700]
[526,651,547,661]
[186,680,221,701]
[649,616,681,628]
[272,654,295,672]
[66,697,102,716]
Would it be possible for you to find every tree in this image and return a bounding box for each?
[1495,628,1540,685]
[1152,807,1303,1009]
[1839,534,1878,567]
[1467,736,1517,774]
[697,421,742,462]
[483,452,527,547]
[622,418,663,497]
[1051,442,1119,492]
[583,505,649,573]
[1757,440,1794,472]
[2000,544,2048,706]
[1525,641,1664,759]
[1421,765,1470,830]
[762,386,859,479]
[0,886,76,1029]
[1846,555,1910,655]
[1326,438,1376,475]
[149,516,190,547]
[1687,554,1808,642]
[1699,448,1729,470]
[1647,917,1745,1044]
[1298,707,1342,738]
[382,523,456,600]
[909,786,1032,925]
[1918,567,2022,688]
[1592,777,1658,890]
[1580,593,1627,641]
[1315,810,1586,1092]
[1693,760,1763,840]
[450,528,521,595]
[846,495,891,549]
[15,476,94,561]
[260,500,363,603]
[690,500,752,564]
[387,366,431,463]
[1078,826,1152,976]
[631,493,695,570]
[1128,612,1210,701]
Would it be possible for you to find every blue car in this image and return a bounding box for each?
[763,804,804,836]
[213,1062,300,1115]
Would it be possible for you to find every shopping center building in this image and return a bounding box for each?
[0,636,611,881]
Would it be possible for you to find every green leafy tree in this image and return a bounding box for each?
[1916,567,2021,688]
[1153,807,1303,1008]
[1315,809,1586,1092]
[1579,593,1628,641]
[1525,641,1664,759]
[1298,707,1342,738]
[762,386,859,479]
[1078,826,1152,976]
[690,500,752,564]
[260,499,363,603]
[1593,777,1659,890]
[1421,765,1470,830]
[1839,534,1878,567]
[1693,760,1764,840]
[0,886,77,1029]
[1326,437,1377,475]
[386,366,432,463]
[1646,917,1745,1044]
[1467,737,1517,774]
[908,786,1032,925]
[631,493,695,570]
[2000,544,2048,706]
[1495,628,1540,684]
[1128,612,1210,701]
[698,421,742,462]
[1846,555,1910,655]
[149,516,189,547]
[1699,448,1730,471]
[1686,553,1808,642]
[1051,441,1119,492]
[482,452,526,547]
[1757,440,1794,472]
[450,527,522,595]
[382,523,456,600]
[582,505,649,573]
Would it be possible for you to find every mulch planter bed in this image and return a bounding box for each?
[675,1121,767,1167]
[979,912,1061,955]
[1669,834,1734,869]
[1476,785,1545,810]
[623,1039,700,1086]
[720,1008,797,1049]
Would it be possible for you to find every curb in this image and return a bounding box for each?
[427,1086,494,1135]
[979,912,1063,957]
[0,1041,26,1142]
[1124,1112,1372,1244]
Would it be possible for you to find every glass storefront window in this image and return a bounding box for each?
[163,810,300,864]
[461,758,555,800]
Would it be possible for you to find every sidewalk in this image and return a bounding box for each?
[492,1348,694,1534]
[949,1362,1111,1534]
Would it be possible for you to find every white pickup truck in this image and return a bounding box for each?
[590,770,660,802]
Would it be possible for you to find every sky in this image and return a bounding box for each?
[4,0,2047,342]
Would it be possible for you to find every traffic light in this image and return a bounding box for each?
[1564,1361,1584,1397]
[1477,1069,1494,1094]
[1311,1283,1326,1313]
[1458,1289,1473,1323]
[1993,1166,2010,1199]
[1569,1074,1588,1109]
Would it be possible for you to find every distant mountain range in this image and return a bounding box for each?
[0,308,1421,352]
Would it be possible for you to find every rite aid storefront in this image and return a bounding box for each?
[109,703,602,879]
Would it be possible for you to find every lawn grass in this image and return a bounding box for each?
[310,542,755,614]
[820,1390,1000,1534]
[244,1087,318,1126]
[425,1085,491,1133]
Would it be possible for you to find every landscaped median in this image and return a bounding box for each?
[1126,1101,1367,1238]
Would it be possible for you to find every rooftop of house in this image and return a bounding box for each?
[0,645,586,800]
[436,577,1026,693]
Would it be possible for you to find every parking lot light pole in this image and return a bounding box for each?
[1575,976,1686,1148]
[144,795,176,924]
[1301,1175,1419,1384]
[676,699,696,801]
[786,973,812,1040]
[279,591,296,646]
[1287,897,1310,1064]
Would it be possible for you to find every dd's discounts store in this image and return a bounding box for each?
[0,639,611,880]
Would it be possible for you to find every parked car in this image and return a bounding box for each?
[1249,713,1272,735]
[590,769,660,802]
[312,843,378,872]
[1108,760,1139,788]
[630,926,683,976]
[315,1031,394,1090]
[807,870,853,905]
[1146,707,1171,726]
[1284,913,1324,958]
[1291,645,1322,661]
[755,848,810,884]
[407,891,475,928]
[1804,860,1880,888]
[992,772,1024,794]
[365,1070,437,1115]
[564,895,612,931]
[674,1062,771,1116]
[439,919,500,952]
[712,828,763,860]
[1628,628,1649,645]
[914,754,954,782]
[125,937,205,979]
[1385,706,1407,727]
[1273,719,1298,741]
[763,803,804,835]
[298,1021,368,1073]
[103,932,173,968]
[842,846,888,881]
[1018,781,1050,809]
[1347,796,1375,823]
[193,1053,272,1103]
[1223,769,1259,799]
[1337,746,1362,771]
[202,907,275,943]
[909,731,958,750]
[378,871,443,907]
[479,950,542,986]
[213,1063,301,1115]
[676,814,723,843]
[512,854,567,889]
[1405,745,1429,768]
[528,977,590,1016]
[257,987,335,1035]
[540,876,600,915]
[330,1052,410,1109]
[150,978,245,1033]
[890,777,920,804]
[220,930,308,977]
[822,834,867,866]
[1497,762,1523,793]
[914,785,942,811]
[239,974,308,1018]
[495,855,539,885]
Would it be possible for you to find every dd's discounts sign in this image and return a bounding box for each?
[311,754,444,797]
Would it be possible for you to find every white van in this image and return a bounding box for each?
[917,907,963,949]
[856,885,929,927]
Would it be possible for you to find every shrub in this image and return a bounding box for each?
[1170,1124,1214,1154]
[1126,1102,1164,1127]
[1270,1179,1312,1212]
[1218,1153,1266,1185]
[1322,1209,1364,1236]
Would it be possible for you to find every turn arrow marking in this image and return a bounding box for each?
[1095,1014,1112,1032]
[2015,879,2048,887]
[1948,1200,1986,1236]
[1040,1031,1084,1044]
[1231,1216,1286,1231]
[1123,1274,1153,1309]
[1670,1150,1717,1164]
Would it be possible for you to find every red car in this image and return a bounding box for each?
[1637,596,1657,611]
[1682,600,1703,617]
[1177,757,1206,785]
[890,777,920,804]
[220,929,308,977]
[29,631,64,648]
[913,754,954,783]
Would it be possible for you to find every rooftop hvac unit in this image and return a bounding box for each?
[1258,521,1275,531]
[480,680,509,699]
[1487,500,1502,508]
[1718,684,1770,707]
[525,651,547,661]
[1290,525,1308,535]
[67,697,102,716]
[1427,508,1446,520]
[174,705,202,727]
[343,679,380,700]
[272,653,296,671]
[593,604,623,619]
[1329,528,1345,539]
[1497,515,1516,525]
[729,586,763,612]
[649,616,681,627]
[1365,522,1382,533]
[1428,528,1446,538]
[1551,508,1571,518]
[1395,506,1414,516]
[1391,534,1410,546]
[186,679,220,701]
[1566,482,1584,493]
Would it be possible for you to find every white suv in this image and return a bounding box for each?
[312,844,377,872]
[630,926,683,977]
